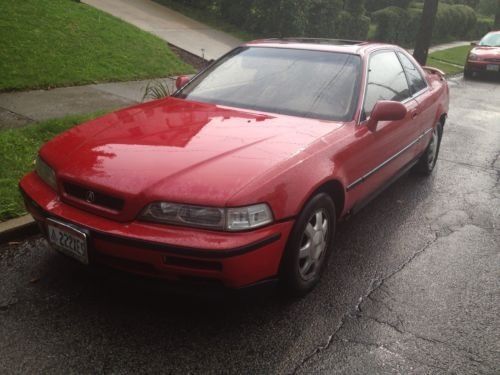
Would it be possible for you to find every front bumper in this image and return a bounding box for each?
[20,172,294,288]
[465,60,500,73]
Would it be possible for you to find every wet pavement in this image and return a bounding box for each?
[1,76,499,374]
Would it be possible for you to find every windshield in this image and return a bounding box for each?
[479,33,500,47]
[176,47,362,122]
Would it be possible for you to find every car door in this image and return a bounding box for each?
[397,51,435,155]
[343,50,422,208]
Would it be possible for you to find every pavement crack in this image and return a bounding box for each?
[0,104,35,122]
[364,315,405,334]
[289,322,340,374]
[489,150,500,170]
[364,316,487,366]
[353,236,438,316]
[0,298,18,311]
[440,157,498,173]
[338,337,379,349]
[291,237,438,374]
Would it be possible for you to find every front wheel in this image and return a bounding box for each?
[415,123,442,175]
[279,193,336,296]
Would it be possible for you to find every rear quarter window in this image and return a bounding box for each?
[397,52,428,95]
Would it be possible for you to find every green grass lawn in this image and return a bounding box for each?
[0,113,105,221]
[0,0,194,91]
[427,45,472,75]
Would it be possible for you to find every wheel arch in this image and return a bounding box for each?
[305,179,345,220]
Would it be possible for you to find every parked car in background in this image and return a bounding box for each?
[465,30,500,78]
[20,39,449,296]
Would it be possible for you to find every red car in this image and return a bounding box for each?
[20,39,449,295]
[465,30,500,78]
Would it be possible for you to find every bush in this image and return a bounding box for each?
[434,3,477,40]
[366,0,412,13]
[469,18,494,38]
[372,6,409,43]
[217,0,250,27]
[373,3,480,45]
[306,0,343,38]
[164,0,371,40]
[335,11,370,40]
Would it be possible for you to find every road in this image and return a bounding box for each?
[1,77,499,374]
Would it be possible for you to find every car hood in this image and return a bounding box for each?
[471,46,500,59]
[41,97,343,218]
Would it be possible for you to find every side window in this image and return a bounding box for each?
[363,51,411,117]
[397,52,428,94]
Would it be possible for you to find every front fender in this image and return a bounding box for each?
[226,149,348,221]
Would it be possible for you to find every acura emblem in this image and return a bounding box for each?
[85,190,95,203]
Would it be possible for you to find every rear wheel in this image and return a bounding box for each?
[280,193,336,296]
[415,123,442,175]
[464,68,473,79]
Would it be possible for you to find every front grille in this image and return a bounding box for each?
[485,58,500,63]
[64,182,124,211]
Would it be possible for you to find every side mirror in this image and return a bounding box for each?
[175,75,190,90]
[367,101,407,132]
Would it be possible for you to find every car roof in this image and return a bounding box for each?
[244,38,395,55]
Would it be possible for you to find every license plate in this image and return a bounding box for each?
[47,219,88,264]
[486,64,499,72]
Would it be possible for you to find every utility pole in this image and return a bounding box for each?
[495,0,500,29]
[413,0,439,66]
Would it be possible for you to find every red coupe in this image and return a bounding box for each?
[20,39,449,295]
[465,30,500,78]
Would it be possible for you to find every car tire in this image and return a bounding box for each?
[415,123,442,175]
[464,68,473,79]
[279,193,336,296]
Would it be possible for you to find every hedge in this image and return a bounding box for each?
[161,0,370,40]
[373,3,493,45]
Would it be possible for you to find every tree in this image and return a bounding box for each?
[307,0,343,37]
[495,0,500,28]
[413,0,439,65]
[343,0,365,14]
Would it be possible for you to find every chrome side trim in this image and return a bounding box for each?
[347,128,433,191]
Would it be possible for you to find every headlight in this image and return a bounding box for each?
[468,53,480,61]
[35,156,57,190]
[226,204,273,231]
[140,202,273,231]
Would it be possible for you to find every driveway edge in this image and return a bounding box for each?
[0,215,38,244]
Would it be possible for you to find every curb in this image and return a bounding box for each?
[0,215,39,244]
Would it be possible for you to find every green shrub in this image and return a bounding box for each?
[469,18,494,38]
[306,0,343,38]
[162,0,372,41]
[373,2,480,45]
[335,11,370,40]
[366,0,412,12]
[372,6,409,43]
[435,3,477,40]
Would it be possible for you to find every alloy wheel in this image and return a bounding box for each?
[298,209,330,281]
[427,127,439,169]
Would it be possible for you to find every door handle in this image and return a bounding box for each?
[411,111,419,119]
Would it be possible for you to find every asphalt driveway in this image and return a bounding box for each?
[0,76,498,374]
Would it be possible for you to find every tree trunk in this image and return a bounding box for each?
[495,0,500,29]
[413,0,439,66]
